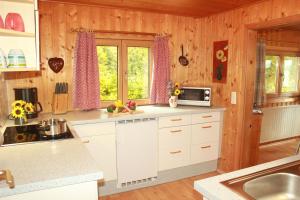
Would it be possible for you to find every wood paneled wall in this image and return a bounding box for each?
[0,74,8,127]
[4,0,300,172]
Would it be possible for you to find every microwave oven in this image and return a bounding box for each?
[177,87,211,106]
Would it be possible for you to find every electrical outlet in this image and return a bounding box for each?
[231,92,237,104]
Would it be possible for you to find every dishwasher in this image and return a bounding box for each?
[116,117,158,187]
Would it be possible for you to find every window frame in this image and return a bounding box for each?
[96,38,153,108]
[265,50,300,101]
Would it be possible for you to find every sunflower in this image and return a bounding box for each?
[174,89,181,96]
[24,103,35,113]
[216,50,224,60]
[11,106,25,119]
[175,82,180,88]
[11,100,26,108]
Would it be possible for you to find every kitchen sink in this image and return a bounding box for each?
[244,173,300,200]
[221,160,300,200]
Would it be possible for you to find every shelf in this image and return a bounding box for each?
[0,67,38,72]
[0,29,35,37]
[1,0,34,4]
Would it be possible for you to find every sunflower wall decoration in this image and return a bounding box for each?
[213,40,228,83]
[10,100,35,124]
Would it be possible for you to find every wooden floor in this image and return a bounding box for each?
[101,138,300,200]
[258,138,300,164]
[100,172,218,200]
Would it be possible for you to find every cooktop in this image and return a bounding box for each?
[1,124,74,146]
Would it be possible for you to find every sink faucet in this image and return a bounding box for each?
[0,170,15,189]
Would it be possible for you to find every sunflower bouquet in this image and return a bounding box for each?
[167,81,183,97]
[10,100,35,124]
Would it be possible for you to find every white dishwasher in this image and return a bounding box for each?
[116,117,158,187]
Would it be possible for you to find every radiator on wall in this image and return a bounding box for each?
[260,106,300,143]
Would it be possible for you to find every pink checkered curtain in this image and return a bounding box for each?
[150,36,170,104]
[73,32,100,110]
[253,39,266,109]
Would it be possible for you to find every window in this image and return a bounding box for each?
[265,53,300,98]
[96,39,153,106]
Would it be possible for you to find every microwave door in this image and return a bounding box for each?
[179,89,204,101]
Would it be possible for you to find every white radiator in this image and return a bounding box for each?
[260,105,300,143]
[116,118,158,188]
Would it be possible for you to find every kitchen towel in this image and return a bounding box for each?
[73,32,100,110]
[150,36,170,104]
[5,13,25,32]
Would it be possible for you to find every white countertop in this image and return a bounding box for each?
[194,155,300,200]
[0,105,224,197]
[53,105,225,125]
[0,139,103,197]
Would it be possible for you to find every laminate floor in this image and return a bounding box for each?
[258,138,300,164]
[100,138,300,200]
[100,171,218,200]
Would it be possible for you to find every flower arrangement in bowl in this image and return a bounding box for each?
[167,81,183,108]
[107,100,136,114]
[10,100,35,125]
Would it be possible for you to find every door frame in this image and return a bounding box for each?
[241,14,300,168]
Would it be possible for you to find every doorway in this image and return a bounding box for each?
[242,15,300,168]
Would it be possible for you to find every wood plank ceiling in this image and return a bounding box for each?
[40,0,264,17]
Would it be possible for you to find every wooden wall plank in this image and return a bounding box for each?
[4,0,300,172]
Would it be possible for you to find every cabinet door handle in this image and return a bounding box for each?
[202,125,212,129]
[169,150,182,154]
[82,140,90,143]
[202,115,212,118]
[170,118,182,122]
[170,130,182,133]
[201,145,211,149]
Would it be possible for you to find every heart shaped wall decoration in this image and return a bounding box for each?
[48,57,64,73]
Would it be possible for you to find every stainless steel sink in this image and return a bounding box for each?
[221,161,300,200]
[243,173,300,200]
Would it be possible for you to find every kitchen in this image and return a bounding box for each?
[1,0,300,200]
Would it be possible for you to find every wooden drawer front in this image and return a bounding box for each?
[190,142,219,164]
[159,145,190,171]
[159,126,191,149]
[191,122,220,144]
[159,115,191,128]
[73,122,116,138]
[191,112,220,124]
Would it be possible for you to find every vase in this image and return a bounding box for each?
[168,96,178,108]
[14,118,26,125]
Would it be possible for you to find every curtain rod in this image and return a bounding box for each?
[260,38,300,45]
[70,28,172,37]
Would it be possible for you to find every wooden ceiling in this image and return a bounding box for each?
[41,0,264,17]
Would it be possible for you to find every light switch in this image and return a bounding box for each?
[231,92,237,104]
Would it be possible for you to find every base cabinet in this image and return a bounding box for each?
[0,181,98,200]
[81,135,117,181]
[72,122,117,181]
[158,112,222,171]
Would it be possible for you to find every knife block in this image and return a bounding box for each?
[52,93,68,114]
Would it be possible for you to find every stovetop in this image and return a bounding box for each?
[1,124,74,146]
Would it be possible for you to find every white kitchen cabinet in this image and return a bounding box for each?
[1,181,98,200]
[159,125,191,170]
[0,0,40,72]
[158,112,222,171]
[73,122,117,181]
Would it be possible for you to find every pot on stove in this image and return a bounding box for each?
[38,118,67,136]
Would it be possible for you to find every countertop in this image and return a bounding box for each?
[194,155,300,200]
[0,139,103,197]
[0,105,224,197]
[47,105,225,125]
[1,105,225,131]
